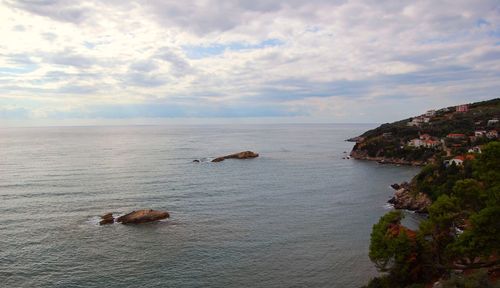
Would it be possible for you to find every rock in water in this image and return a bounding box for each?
[116,209,170,224]
[211,151,259,163]
[99,213,114,225]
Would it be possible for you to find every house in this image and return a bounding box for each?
[419,134,432,140]
[445,156,465,167]
[474,130,487,137]
[456,104,469,113]
[408,138,439,148]
[487,119,499,126]
[423,139,440,148]
[447,133,466,139]
[408,138,423,147]
[407,117,424,127]
[425,110,436,117]
[382,132,392,138]
[468,146,482,154]
[486,130,498,139]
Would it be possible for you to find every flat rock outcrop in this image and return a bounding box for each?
[116,209,170,224]
[211,151,259,163]
[388,185,432,213]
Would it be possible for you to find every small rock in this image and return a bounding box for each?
[116,209,170,224]
[211,151,259,163]
[99,213,114,225]
[390,183,400,190]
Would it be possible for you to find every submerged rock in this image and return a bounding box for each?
[116,209,170,224]
[211,151,259,163]
[99,213,114,225]
[192,159,200,163]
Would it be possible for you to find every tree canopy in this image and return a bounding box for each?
[365,141,500,287]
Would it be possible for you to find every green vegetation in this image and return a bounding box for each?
[364,142,500,288]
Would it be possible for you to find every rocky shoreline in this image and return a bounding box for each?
[349,145,431,212]
[387,182,432,214]
[349,150,426,166]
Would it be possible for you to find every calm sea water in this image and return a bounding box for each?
[0,124,420,287]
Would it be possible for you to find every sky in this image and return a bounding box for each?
[0,0,499,126]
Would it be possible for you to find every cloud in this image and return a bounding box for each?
[125,72,167,87]
[129,60,158,72]
[42,49,96,68]
[6,0,91,24]
[0,106,29,118]
[1,0,500,124]
[154,48,194,77]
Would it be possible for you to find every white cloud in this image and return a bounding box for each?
[0,0,499,124]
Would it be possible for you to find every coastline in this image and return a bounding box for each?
[349,151,426,167]
[348,145,431,213]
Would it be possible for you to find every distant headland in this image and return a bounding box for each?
[349,98,499,166]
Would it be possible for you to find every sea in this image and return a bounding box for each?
[0,124,421,287]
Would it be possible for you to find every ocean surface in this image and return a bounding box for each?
[0,124,421,287]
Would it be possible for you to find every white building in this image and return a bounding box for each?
[408,138,439,148]
[444,156,464,167]
[468,146,482,154]
[408,138,423,147]
[474,130,487,137]
[425,110,436,117]
[407,116,428,126]
[487,119,499,126]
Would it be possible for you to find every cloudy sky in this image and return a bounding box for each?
[1,0,499,125]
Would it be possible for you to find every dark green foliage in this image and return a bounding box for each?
[369,211,405,271]
[450,206,500,260]
[367,141,500,287]
[413,161,465,200]
[452,179,487,212]
[441,269,500,288]
[474,141,500,188]
[363,276,392,288]
[369,211,427,286]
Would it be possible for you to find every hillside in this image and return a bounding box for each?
[365,141,500,288]
[350,98,500,165]
[357,98,500,287]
